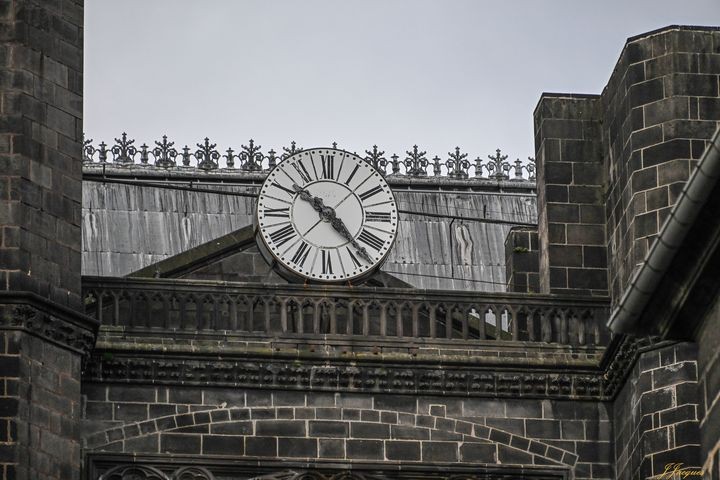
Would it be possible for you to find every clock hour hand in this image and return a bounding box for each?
[327,214,375,265]
[292,184,374,264]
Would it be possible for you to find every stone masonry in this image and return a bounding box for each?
[81,386,612,478]
[534,94,607,296]
[532,25,720,479]
[602,27,720,306]
[612,342,700,479]
[504,226,540,293]
[0,1,94,480]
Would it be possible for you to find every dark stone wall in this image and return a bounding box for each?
[0,330,83,480]
[602,27,720,306]
[0,1,86,479]
[81,385,613,479]
[504,227,540,293]
[533,27,720,302]
[697,298,720,474]
[533,95,608,296]
[612,342,700,479]
[0,0,84,308]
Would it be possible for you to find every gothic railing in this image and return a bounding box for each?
[82,277,610,348]
[82,133,536,181]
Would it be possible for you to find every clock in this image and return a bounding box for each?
[255,147,397,283]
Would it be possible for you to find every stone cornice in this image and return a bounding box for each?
[84,339,604,400]
[0,291,99,357]
[83,330,674,401]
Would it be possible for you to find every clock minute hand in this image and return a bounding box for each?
[292,184,374,264]
[327,214,375,265]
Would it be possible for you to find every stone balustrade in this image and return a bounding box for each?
[82,277,610,348]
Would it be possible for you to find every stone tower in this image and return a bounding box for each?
[0,2,96,479]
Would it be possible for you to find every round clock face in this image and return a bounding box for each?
[256,148,397,283]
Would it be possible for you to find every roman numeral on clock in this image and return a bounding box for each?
[264,207,290,218]
[359,185,383,201]
[358,229,385,251]
[346,247,362,269]
[269,224,295,247]
[321,250,333,274]
[345,164,360,185]
[366,211,391,222]
[291,241,311,267]
[291,160,313,183]
[321,155,334,180]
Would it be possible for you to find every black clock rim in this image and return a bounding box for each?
[254,147,397,285]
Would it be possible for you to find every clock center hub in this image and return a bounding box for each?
[291,180,363,249]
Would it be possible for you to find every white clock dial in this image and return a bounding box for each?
[256,148,397,283]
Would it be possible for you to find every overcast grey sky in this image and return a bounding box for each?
[85,1,720,164]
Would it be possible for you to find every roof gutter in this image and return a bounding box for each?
[608,127,720,334]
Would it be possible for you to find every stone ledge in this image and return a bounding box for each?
[83,349,605,401]
[0,291,99,357]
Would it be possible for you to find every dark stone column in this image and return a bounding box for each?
[504,227,539,293]
[602,27,720,305]
[0,1,96,479]
[533,94,608,296]
[612,342,700,479]
[697,300,720,474]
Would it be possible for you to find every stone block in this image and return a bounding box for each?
[546,204,579,224]
[497,444,532,465]
[350,422,389,439]
[544,185,568,203]
[373,395,416,413]
[246,391,272,407]
[698,97,720,120]
[632,167,658,192]
[278,437,317,458]
[124,434,158,453]
[346,439,383,459]
[421,441,458,462]
[545,162,573,184]
[651,444,701,474]
[167,388,202,405]
[391,425,429,440]
[541,119,585,140]
[319,438,344,458]
[526,419,561,439]
[635,212,658,238]
[572,162,603,185]
[385,440,420,461]
[245,437,277,457]
[652,362,697,389]
[107,386,155,403]
[628,78,665,108]
[640,387,674,416]
[644,96,691,128]
[549,267,568,289]
[658,159,690,185]
[631,125,664,150]
[566,225,605,245]
[210,422,252,435]
[203,389,245,407]
[568,185,602,204]
[272,391,306,407]
[113,403,147,422]
[664,73,719,97]
[160,434,200,454]
[660,404,697,426]
[202,435,244,456]
[643,139,692,168]
[255,420,305,437]
[309,421,348,438]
